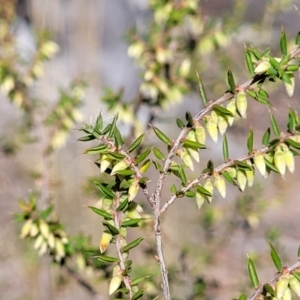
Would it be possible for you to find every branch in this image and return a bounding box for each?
[248,261,300,300]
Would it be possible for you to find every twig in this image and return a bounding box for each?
[248,261,300,300]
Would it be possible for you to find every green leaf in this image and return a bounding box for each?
[152,160,163,172]
[234,160,253,170]
[222,135,229,161]
[288,108,297,133]
[114,128,123,149]
[132,288,145,300]
[264,158,279,173]
[139,159,151,174]
[245,50,255,76]
[122,237,144,252]
[108,114,118,137]
[262,128,271,146]
[121,218,143,227]
[103,221,119,235]
[88,206,113,220]
[222,171,234,184]
[95,112,103,131]
[286,138,300,149]
[182,139,206,149]
[153,147,165,160]
[247,256,259,289]
[298,244,300,258]
[131,275,151,286]
[40,206,53,219]
[84,144,109,154]
[247,127,254,153]
[281,72,292,85]
[185,191,195,198]
[269,56,280,69]
[185,111,194,127]
[105,152,126,160]
[280,27,287,55]
[270,112,280,137]
[128,134,144,153]
[78,134,96,142]
[227,70,236,93]
[95,254,118,263]
[117,199,129,212]
[214,104,234,117]
[264,283,275,296]
[176,118,185,129]
[135,148,151,165]
[196,72,208,105]
[268,242,282,271]
[95,182,116,199]
[176,191,185,198]
[238,294,247,300]
[295,31,300,46]
[101,123,111,135]
[196,185,212,197]
[151,126,172,146]
[207,160,214,174]
[178,165,187,185]
[170,184,177,194]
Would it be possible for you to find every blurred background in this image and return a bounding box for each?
[1,0,300,299]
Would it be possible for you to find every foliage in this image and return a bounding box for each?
[1,0,300,300]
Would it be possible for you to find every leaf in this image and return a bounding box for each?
[268,242,282,272]
[117,199,129,212]
[108,114,118,137]
[135,148,151,165]
[170,184,177,194]
[281,72,292,85]
[234,160,253,170]
[132,289,145,300]
[95,182,116,199]
[264,158,279,173]
[248,256,259,289]
[214,104,234,117]
[287,108,297,133]
[105,152,126,160]
[207,160,214,174]
[114,128,123,148]
[131,275,151,286]
[196,72,208,105]
[182,139,206,149]
[270,112,280,137]
[40,206,53,219]
[222,171,235,184]
[78,134,96,142]
[245,50,255,76]
[153,147,165,160]
[296,31,300,46]
[101,123,111,135]
[196,185,212,197]
[185,191,195,198]
[280,27,287,55]
[262,128,271,146]
[298,244,300,258]
[95,112,103,131]
[238,294,247,300]
[121,218,143,227]
[84,144,109,154]
[185,111,194,127]
[227,69,236,93]
[222,134,229,161]
[128,134,145,153]
[151,126,172,146]
[139,159,151,174]
[113,169,135,176]
[103,221,119,235]
[88,206,113,220]
[122,237,144,252]
[95,255,118,263]
[264,283,276,296]
[152,160,163,172]
[176,118,185,129]
[178,165,187,185]
[286,138,300,149]
[247,127,254,153]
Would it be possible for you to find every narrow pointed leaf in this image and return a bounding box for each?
[131,275,151,286]
[117,199,129,212]
[113,169,135,176]
[196,185,212,197]
[95,182,116,199]
[89,206,113,220]
[268,242,282,271]
[238,295,247,300]
[264,158,279,173]
[103,221,119,235]
[248,256,260,288]
[95,112,103,131]
[96,255,118,263]
[264,283,276,296]
[222,171,234,184]
[176,118,185,129]
[151,126,172,146]
[122,237,144,252]
[135,148,151,164]
[270,113,280,137]
[152,160,163,172]
[78,134,96,142]
[296,31,300,46]
[286,138,300,149]
[105,152,125,160]
[132,289,145,300]
[121,218,143,227]
[153,147,165,160]
[185,191,195,197]
[114,128,123,148]
[128,134,144,153]
[196,72,208,105]
[182,139,206,149]
[214,104,234,117]
[108,114,118,137]
[185,111,194,127]
[280,27,287,55]
[84,144,109,154]
[222,135,229,161]
[262,128,271,146]
[178,165,187,185]
[227,70,236,93]
[245,51,255,76]
[247,127,254,153]
[170,184,177,194]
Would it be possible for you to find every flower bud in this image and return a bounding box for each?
[224,167,237,179]
[289,275,300,297]
[111,160,129,175]
[211,110,219,123]
[195,192,205,209]
[218,115,228,136]
[254,153,266,177]
[236,91,247,118]
[109,275,122,295]
[186,130,197,142]
[55,238,65,260]
[274,149,286,176]
[40,41,60,58]
[30,222,39,237]
[284,149,295,173]
[214,174,226,198]
[276,275,290,299]
[237,170,247,191]
[194,122,206,144]
[34,234,45,250]
[100,232,112,253]
[100,154,112,173]
[254,60,271,74]
[282,287,292,300]
[246,169,254,187]
[186,146,199,163]
[206,116,218,143]
[128,179,140,202]
[204,178,214,203]
[38,241,48,256]
[0,75,15,96]
[47,233,56,249]
[20,219,33,239]
[178,148,194,171]
[226,99,236,125]
[39,220,50,239]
